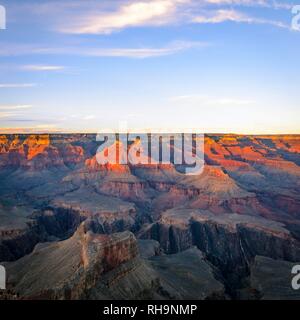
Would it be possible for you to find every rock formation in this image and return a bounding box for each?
[0,134,299,300]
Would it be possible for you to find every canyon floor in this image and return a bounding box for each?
[0,134,300,300]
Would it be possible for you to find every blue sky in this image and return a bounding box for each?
[0,0,299,133]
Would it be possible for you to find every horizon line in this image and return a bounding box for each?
[0,131,300,136]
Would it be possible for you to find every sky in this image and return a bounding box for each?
[0,0,299,134]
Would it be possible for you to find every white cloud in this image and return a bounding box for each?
[0,105,33,119]
[192,9,289,28]
[0,41,207,59]
[0,104,32,110]
[193,9,250,23]
[59,0,188,34]
[204,0,294,10]
[83,115,96,120]
[21,65,65,71]
[170,95,255,106]
[0,112,17,118]
[204,0,265,5]
[7,0,293,38]
[55,0,292,34]
[0,83,37,88]
[78,41,208,58]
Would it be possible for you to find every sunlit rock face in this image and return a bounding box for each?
[0,134,299,300]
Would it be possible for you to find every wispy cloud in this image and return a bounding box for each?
[204,0,294,10]
[0,83,37,88]
[192,9,251,24]
[76,41,208,58]
[192,9,289,29]
[83,115,96,120]
[21,65,65,71]
[0,104,32,110]
[0,112,16,119]
[53,0,293,34]
[59,0,187,34]
[0,105,33,119]
[170,94,255,106]
[6,0,294,37]
[0,41,208,59]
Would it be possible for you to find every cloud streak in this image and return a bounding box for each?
[59,0,187,34]
[0,83,37,88]
[76,41,208,58]
[0,41,208,59]
[204,0,294,10]
[170,95,255,106]
[0,105,33,119]
[192,9,289,29]
[0,105,33,110]
[54,0,293,34]
[21,65,65,71]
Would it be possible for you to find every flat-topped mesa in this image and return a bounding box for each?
[48,187,137,234]
[3,221,138,299]
[0,134,86,169]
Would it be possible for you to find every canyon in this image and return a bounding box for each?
[0,133,300,300]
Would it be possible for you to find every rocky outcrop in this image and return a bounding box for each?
[138,239,161,259]
[149,247,225,300]
[139,209,300,291]
[3,221,225,300]
[1,134,299,218]
[239,256,300,300]
[31,208,83,240]
[0,135,85,170]
[49,187,138,233]
[0,206,47,262]
[0,222,46,262]
[3,222,139,299]
[89,246,225,300]
[0,133,300,300]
